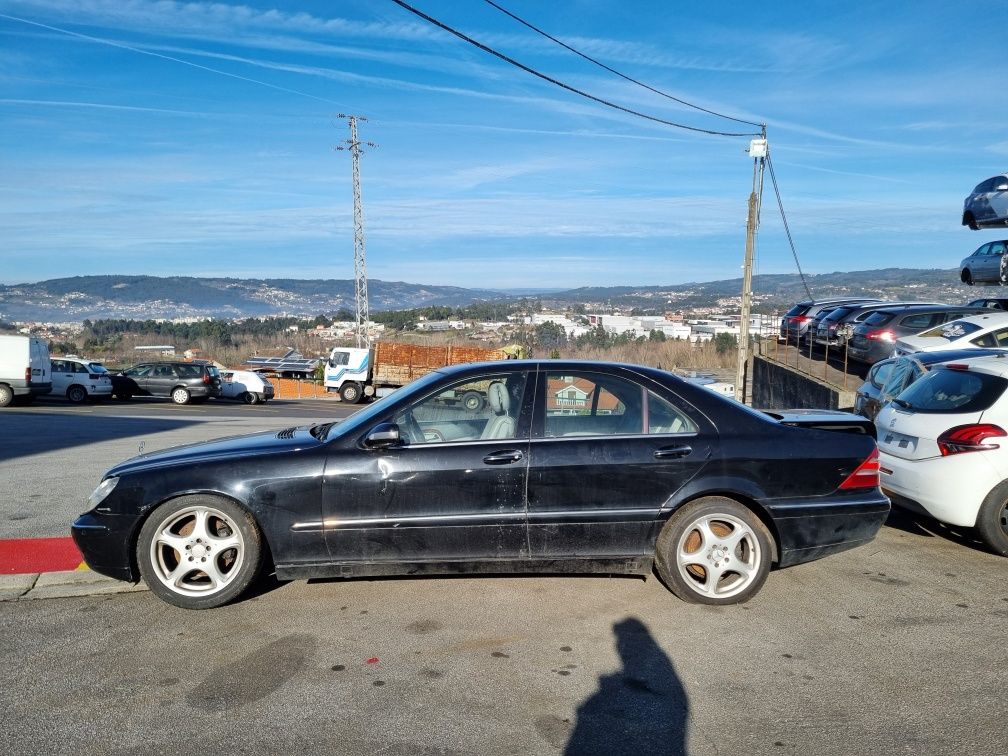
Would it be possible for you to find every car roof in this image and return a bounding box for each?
[934,353,1008,378]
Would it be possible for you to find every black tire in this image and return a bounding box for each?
[340,382,362,404]
[115,392,133,401]
[136,495,263,609]
[976,485,1008,557]
[962,268,974,286]
[461,390,485,413]
[655,496,774,605]
[242,391,259,405]
[171,387,191,405]
[0,384,14,407]
[964,212,979,231]
[66,385,88,404]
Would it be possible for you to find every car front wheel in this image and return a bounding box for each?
[655,497,773,605]
[340,382,362,404]
[137,496,263,609]
[171,387,191,405]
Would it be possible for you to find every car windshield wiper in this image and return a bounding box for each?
[891,398,913,410]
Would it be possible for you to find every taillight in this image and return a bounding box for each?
[937,424,1006,456]
[839,449,881,490]
[203,373,210,384]
[24,366,31,381]
[791,316,810,325]
[867,329,895,342]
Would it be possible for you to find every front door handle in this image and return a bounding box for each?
[654,445,692,460]
[483,450,524,465]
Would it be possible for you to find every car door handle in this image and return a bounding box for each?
[654,446,692,460]
[483,450,524,465]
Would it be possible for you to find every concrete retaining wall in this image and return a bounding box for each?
[752,355,857,410]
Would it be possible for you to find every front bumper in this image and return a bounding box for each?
[71,511,140,582]
[765,492,891,567]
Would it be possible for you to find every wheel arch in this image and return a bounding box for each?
[128,490,274,580]
[659,490,781,564]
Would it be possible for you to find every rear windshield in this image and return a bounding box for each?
[87,363,107,373]
[786,304,810,317]
[863,311,895,326]
[917,321,983,340]
[895,367,1008,413]
[824,306,854,321]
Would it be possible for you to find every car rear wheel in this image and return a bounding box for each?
[964,212,979,231]
[976,485,1008,557]
[137,496,263,609]
[242,391,259,405]
[66,385,88,404]
[0,385,13,407]
[655,497,773,605]
[171,387,191,405]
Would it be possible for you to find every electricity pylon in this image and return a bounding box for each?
[336,114,377,349]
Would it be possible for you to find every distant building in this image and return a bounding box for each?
[135,345,176,356]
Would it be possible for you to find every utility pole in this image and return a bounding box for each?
[735,130,767,403]
[335,114,377,349]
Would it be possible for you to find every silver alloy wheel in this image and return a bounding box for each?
[675,513,762,600]
[171,387,190,404]
[148,505,245,598]
[67,385,87,403]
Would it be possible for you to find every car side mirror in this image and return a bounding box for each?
[364,422,401,449]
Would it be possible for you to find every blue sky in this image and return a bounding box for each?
[1,0,1006,290]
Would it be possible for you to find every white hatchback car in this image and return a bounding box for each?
[219,369,275,405]
[50,356,113,403]
[893,312,1008,357]
[877,354,1008,556]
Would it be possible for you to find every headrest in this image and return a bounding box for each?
[487,381,509,415]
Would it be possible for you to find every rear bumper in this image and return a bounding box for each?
[879,450,997,527]
[765,492,891,567]
[71,511,139,582]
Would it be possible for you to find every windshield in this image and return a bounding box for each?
[317,369,448,441]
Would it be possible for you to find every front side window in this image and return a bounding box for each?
[393,372,527,444]
[330,351,350,366]
[125,365,152,378]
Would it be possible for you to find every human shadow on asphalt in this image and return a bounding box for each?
[0,409,207,462]
[565,617,688,756]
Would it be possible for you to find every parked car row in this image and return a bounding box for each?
[109,362,274,405]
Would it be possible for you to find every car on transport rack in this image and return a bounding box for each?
[72,360,889,610]
[962,173,1008,231]
[959,239,1008,285]
[877,355,1008,556]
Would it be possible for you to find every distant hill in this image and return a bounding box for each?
[0,268,978,321]
[0,275,509,321]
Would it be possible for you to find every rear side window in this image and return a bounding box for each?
[896,368,1008,413]
[898,313,938,331]
[864,311,895,326]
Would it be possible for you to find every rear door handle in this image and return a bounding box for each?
[483,450,524,465]
[654,446,692,460]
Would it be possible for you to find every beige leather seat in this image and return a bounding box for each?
[480,382,516,439]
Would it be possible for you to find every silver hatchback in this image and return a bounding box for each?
[963,173,1008,230]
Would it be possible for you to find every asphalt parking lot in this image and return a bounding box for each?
[1,399,1007,755]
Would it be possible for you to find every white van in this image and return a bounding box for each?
[0,334,52,407]
[219,369,275,405]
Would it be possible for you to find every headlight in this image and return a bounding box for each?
[87,477,119,509]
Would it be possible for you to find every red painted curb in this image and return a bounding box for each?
[0,537,85,575]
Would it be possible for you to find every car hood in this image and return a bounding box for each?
[106,425,322,477]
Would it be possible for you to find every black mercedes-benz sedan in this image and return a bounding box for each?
[72,360,889,609]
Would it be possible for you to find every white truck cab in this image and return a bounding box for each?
[324,347,372,403]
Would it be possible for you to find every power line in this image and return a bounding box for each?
[389,0,761,138]
[765,153,813,300]
[482,0,763,130]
